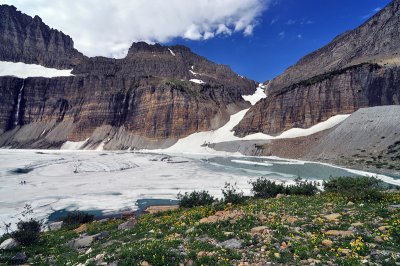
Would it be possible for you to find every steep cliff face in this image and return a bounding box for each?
[235,0,400,136]
[235,64,400,136]
[0,75,252,149]
[0,5,84,68]
[0,6,256,149]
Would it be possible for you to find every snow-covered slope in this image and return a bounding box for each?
[0,61,73,78]
[162,85,349,154]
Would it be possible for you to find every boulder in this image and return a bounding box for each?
[250,226,269,236]
[199,210,243,224]
[324,213,341,221]
[219,239,242,249]
[11,252,27,264]
[67,234,101,249]
[73,223,88,233]
[322,239,333,247]
[0,238,18,250]
[286,216,299,224]
[118,218,138,230]
[48,221,63,231]
[325,230,354,237]
[351,222,363,227]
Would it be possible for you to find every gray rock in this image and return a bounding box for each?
[118,219,137,230]
[219,239,242,249]
[0,238,18,250]
[48,221,63,231]
[11,252,27,264]
[67,234,101,249]
[94,231,109,241]
[388,205,400,211]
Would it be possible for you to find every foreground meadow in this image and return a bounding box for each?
[1,178,399,265]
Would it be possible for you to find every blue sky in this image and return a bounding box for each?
[167,0,392,82]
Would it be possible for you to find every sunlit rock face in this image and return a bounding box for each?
[235,0,400,136]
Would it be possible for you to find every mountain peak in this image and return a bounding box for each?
[0,4,84,68]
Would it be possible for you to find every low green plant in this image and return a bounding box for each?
[250,178,285,198]
[250,177,319,198]
[178,190,215,208]
[11,219,42,245]
[323,176,383,202]
[285,178,319,196]
[61,211,94,229]
[222,182,245,204]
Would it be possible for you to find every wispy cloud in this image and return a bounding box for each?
[278,31,285,39]
[270,18,278,25]
[286,19,296,25]
[2,0,271,58]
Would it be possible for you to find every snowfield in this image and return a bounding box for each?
[0,61,73,78]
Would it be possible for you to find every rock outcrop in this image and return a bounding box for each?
[0,5,84,68]
[235,0,400,136]
[0,5,257,149]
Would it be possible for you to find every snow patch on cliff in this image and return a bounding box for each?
[0,61,73,78]
[168,48,176,56]
[189,69,199,76]
[242,86,267,105]
[190,79,205,84]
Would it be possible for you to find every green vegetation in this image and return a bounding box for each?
[323,176,384,202]
[61,211,95,230]
[1,177,399,265]
[11,220,41,246]
[250,177,319,198]
[222,182,246,204]
[178,190,215,208]
[165,78,200,96]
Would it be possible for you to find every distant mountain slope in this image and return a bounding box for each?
[235,0,400,136]
[0,5,257,149]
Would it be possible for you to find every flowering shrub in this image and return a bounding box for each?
[178,190,215,208]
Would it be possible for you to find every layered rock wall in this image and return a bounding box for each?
[235,64,400,136]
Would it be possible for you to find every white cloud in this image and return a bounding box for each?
[278,31,285,39]
[216,24,233,35]
[2,0,270,58]
[243,25,254,36]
